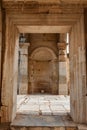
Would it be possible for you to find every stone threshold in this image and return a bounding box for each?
[11,114,76,127]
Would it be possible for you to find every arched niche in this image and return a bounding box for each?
[28,47,58,94]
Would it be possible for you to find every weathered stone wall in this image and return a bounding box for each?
[18,34,68,95]
[25,34,59,94]
[28,60,53,94]
[70,15,87,123]
[29,33,58,55]
[0,8,2,86]
[66,55,70,95]
[0,5,2,122]
[58,42,68,95]
[18,34,58,94]
[1,1,86,124]
[84,8,87,123]
[1,17,19,122]
[59,62,67,95]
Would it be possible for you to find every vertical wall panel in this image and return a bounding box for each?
[0,7,2,106]
[1,16,19,122]
[70,15,87,123]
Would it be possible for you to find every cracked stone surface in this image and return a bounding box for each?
[17,95,70,116]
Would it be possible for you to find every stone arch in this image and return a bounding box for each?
[30,47,57,61]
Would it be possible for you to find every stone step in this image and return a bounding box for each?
[10,115,78,130]
[10,126,77,130]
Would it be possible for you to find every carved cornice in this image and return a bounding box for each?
[2,2,85,14]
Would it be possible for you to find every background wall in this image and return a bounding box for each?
[28,60,53,94]
[18,33,69,95]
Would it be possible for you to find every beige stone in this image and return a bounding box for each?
[0,1,87,129]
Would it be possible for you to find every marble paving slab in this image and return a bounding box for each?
[17,95,70,116]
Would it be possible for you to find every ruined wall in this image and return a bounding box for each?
[70,15,87,123]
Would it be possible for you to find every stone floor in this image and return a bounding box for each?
[11,114,76,127]
[17,95,70,116]
[11,95,87,128]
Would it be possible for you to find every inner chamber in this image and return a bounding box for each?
[18,33,69,95]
